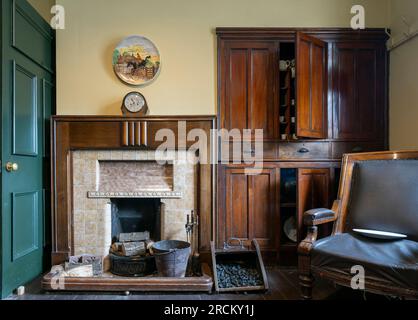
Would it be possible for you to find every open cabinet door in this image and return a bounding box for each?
[296,32,328,138]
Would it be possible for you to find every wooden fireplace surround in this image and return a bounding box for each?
[49,116,217,266]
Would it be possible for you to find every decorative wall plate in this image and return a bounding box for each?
[113,35,161,86]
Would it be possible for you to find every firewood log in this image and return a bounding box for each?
[111,242,123,253]
[121,241,146,257]
[119,232,150,243]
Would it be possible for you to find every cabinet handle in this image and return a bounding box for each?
[352,146,364,153]
[298,148,310,154]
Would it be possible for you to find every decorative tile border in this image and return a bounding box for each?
[87,191,183,199]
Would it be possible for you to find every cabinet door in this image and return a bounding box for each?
[332,42,387,140]
[220,166,279,251]
[220,41,279,140]
[296,32,328,139]
[297,168,330,241]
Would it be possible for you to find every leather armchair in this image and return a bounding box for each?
[298,151,418,299]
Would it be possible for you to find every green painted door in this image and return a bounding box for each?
[1,0,54,298]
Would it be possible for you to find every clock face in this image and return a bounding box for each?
[124,92,145,113]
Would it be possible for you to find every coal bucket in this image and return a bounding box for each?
[152,240,191,277]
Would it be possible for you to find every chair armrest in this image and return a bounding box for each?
[303,208,337,226]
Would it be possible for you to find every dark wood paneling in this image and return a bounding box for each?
[248,170,278,249]
[296,32,327,139]
[279,142,330,160]
[219,141,278,162]
[228,48,247,131]
[297,168,330,241]
[331,141,385,159]
[249,47,276,139]
[220,41,278,141]
[226,169,248,240]
[332,42,387,141]
[219,165,279,253]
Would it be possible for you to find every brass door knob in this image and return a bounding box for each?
[6,162,18,172]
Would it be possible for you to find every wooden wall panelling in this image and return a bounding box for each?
[122,121,148,147]
[296,32,328,139]
[331,42,387,141]
[297,168,330,241]
[140,121,148,146]
[219,164,280,257]
[122,121,129,146]
[220,40,279,141]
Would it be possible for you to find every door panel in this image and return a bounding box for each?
[13,62,38,156]
[336,48,356,135]
[12,0,54,71]
[249,48,275,138]
[12,192,40,261]
[357,50,377,136]
[222,166,279,251]
[332,42,386,140]
[221,41,278,140]
[297,169,330,242]
[1,0,54,298]
[296,32,327,138]
[226,171,249,240]
[248,170,277,249]
[228,49,248,131]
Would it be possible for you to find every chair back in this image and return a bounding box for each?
[335,151,418,242]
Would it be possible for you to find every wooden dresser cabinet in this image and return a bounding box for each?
[216,28,389,264]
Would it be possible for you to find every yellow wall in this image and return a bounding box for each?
[389,0,418,150]
[27,0,55,21]
[55,0,389,116]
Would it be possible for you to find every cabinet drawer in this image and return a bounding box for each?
[279,142,330,160]
[331,142,385,159]
[219,142,278,162]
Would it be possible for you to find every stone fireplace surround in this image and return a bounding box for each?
[72,150,198,264]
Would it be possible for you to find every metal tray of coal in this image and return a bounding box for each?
[210,239,269,293]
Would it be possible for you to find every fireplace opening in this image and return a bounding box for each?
[111,198,161,243]
[109,198,162,277]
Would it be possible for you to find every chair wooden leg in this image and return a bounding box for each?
[298,253,314,300]
[298,226,318,300]
[299,273,314,300]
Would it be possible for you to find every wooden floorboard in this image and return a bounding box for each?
[6,267,367,301]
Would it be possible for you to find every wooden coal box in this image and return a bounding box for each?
[210,239,268,293]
